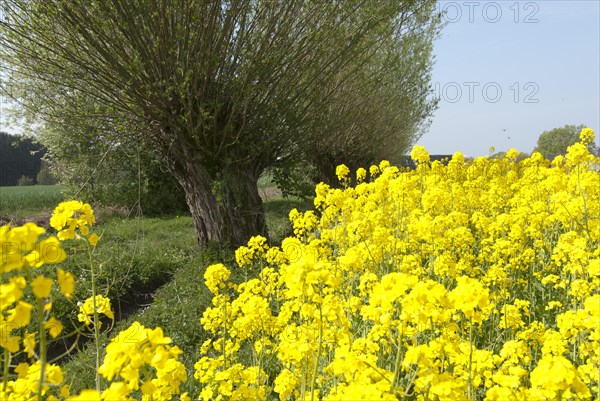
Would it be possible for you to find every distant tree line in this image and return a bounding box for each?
[0,131,49,186]
[534,124,598,160]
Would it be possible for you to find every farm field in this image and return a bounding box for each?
[0,184,65,219]
[1,133,600,400]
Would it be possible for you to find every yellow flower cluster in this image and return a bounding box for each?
[1,221,72,400]
[2,202,187,401]
[234,235,269,268]
[1,223,66,273]
[50,200,99,244]
[198,239,287,400]
[1,222,67,351]
[289,209,318,239]
[410,144,430,163]
[0,361,66,401]
[335,164,350,183]
[77,294,114,327]
[91,322,186,400]
[197,129,600,400]
[66,323,188,401]
[355,167,367,182]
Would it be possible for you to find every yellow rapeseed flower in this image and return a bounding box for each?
[30,274,53,299]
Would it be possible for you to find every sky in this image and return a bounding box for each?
[419,0,600,157]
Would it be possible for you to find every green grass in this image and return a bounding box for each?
[0,184,65,217]
[258,170,276,189]
[52,214,198,324]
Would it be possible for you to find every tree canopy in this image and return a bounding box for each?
[1,0,442,246]
[535,124,597,159]
[0,131,45,186]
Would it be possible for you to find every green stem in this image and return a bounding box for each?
[300,359,307,401]
[468,318,474,399]
[391,324,404,389]
[3,348,10,389]
[36,298,47,401]
[222,301,227,369]
[48,333,81,363]
[310,306,323,401]
[88,244,101,392]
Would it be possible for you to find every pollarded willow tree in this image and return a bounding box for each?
[0,0,441,246]
[301,7,440,184]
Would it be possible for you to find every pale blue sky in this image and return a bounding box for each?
[419,0,600,157]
